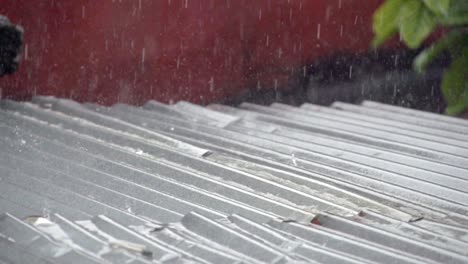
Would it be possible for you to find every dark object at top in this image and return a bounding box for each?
[0,15,23,77]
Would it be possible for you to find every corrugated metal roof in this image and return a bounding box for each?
[1,96,468,263]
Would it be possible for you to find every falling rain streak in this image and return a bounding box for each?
[317,23,321,39]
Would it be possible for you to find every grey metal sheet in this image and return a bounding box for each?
[209,103,468,169]
[1,97,468,263]
[225,214,368,264]
[266,219,431,264]
[29,96,210,157]
[227,120,468,192]
[243,112,468,179]
[0,213,102,263]
[238,102,468,158]
[0,109,314,223]
[288,103,468,141]
[243,102,468,148]
[361,100,468,127]
[142,103,468,217]
[106,102,468,223]
[314,213,468,260]
[0,152,184,223]
[0,118,280,224]
[102,103,439,220]
[0,163,149,226]
[332,101,468,135]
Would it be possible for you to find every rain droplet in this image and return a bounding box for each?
[316,23,321,39]
[141,48,146,71]
[209,76,214,92]
[24,44,29,60]
[291,154,297,166]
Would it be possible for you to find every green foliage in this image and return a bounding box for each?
[399,0,436,49]
[440,0,468,25]
[442,47,468,115]
[372,0,404,47]
[372,0,468,115]
[413,31,466,73]
[422,0,450,15]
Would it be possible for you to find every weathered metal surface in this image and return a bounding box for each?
[1,97,468,263]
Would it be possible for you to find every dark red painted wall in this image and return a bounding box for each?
[0,0,384,105]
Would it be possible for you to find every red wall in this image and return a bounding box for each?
[0,0,384,105]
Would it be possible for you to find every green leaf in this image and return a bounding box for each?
[439,14,468,26]
[442,48,468,115]
[398,0,437,49]
[413,43,444,74]
[422,0,450,15]
[441,0,468,25]
[446,101,468,115]
[447,0,468,15]
[372,0,404,47]
[413,31,465,73]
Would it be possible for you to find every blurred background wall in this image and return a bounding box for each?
[0,0,385,105]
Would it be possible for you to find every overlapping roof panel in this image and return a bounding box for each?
[1,97,467,263]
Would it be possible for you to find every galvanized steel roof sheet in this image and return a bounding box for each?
[0,97,468,263]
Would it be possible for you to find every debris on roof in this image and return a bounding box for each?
[1,97,468,263]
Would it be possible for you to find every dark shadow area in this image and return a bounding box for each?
[0,15,22,78]
[221,48,450,114]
